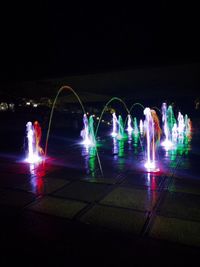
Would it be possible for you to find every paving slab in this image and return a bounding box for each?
[0,189,35,208]
[149,215,200,247]
[28,196,87,219]
[81,175,123,185]
[122,173,164,190]
[45,168,83,181]
[53,181,111,202]
[0,173,29,188]
[158,192,200,221]
[100,186,159,211]
[80,204,147,234]
[168,177,200,195]
[17,177,70,195]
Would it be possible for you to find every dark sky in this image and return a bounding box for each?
[0,2,200,82]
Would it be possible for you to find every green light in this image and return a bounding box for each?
[118,140,125,158]
[167,105,176,133]
[89,147,96,177]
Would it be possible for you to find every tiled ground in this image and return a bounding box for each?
[1,163,200,250]
[1,128,200,265]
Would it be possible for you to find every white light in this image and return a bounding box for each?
[25,154,42,164]
[161,139,173,150]
[144,161,160,172]
[81,139,96,147]
[111,132,118,137]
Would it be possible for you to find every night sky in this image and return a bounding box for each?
[0,2,200,83]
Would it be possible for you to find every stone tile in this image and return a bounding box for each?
[45,168,83,181]
[149,215,200,247]
[18,177,70,195]
[158,192,200,221]
[0,189,35,208]
[53,181,111,202]
[168,177,200,195]
[81,176,121,185]
[122,173,164,190]
[28,196,87,219]
[80,204,147,234]
[100,186,159,211]
[0,173,29,188]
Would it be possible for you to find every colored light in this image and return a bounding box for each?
[25,121,43,164]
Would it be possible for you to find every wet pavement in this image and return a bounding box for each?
[0,122,200,266]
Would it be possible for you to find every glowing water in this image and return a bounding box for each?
[161,103,173,149]
[88,115,96,146]
[143,108,160,172]
[44,85,86,159]
[80,114,96,146]
[25,121,43,163]
[117,115,125,140]
[125,102,144,133]
[43,85,103,177]
[126,114,133,133]
[177,111,185,137]
[139,119,144,134]
[111,112,118,137]
[133,117,139,135]
[35,86,192,177]
[167,105,176,134]
[26,122,35,162]
[34,121,44,157]
[162,103,169,142]
[128,102,145,114]
[172,123,178,141]
[95,97,130,138]
[81,114,91,145]
[171,112,192,142]
[184,114,192,136]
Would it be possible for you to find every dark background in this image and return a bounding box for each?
[0,2,200,98]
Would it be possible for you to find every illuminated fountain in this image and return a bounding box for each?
[143,108,161,172]
[170,111,192,143]
[43,85,103,177]
[25,121,44,164]
[28,84,192,178]
[44,85,86,160]
[161,103,173,149]
[139,119,144,134]
[117,115,125,140]
[133,117,139,135]
[126,114,133,133]
[172,123,178,141]
[167,105,176,134]
[94,97,130,140]
[80,114,91,145]
[111,112,118,137]
[177,111,185,138]
[184,114,192,136]
[88,115,96,146]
